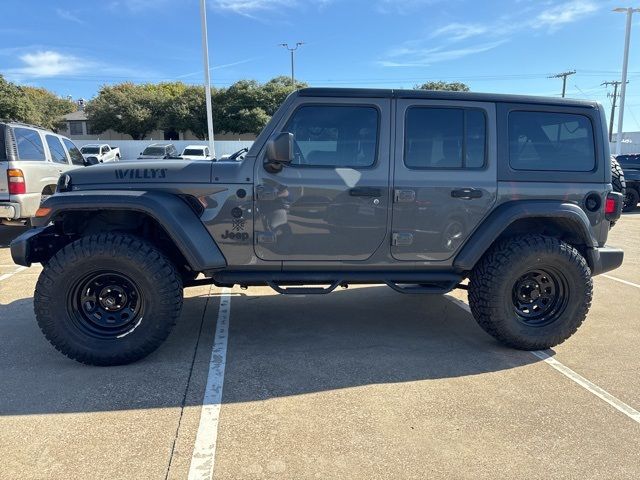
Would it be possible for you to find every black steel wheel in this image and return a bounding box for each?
[623,188,639,212]
[469,235,592,350]
[511,268,569,327]
[69,271,143,339]
[34,233,183,366]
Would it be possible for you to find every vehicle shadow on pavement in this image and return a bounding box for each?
[221,286,540,404]
[0,286,541,416]
[0,293,213,416]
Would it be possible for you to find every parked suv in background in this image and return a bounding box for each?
[11,88,624,366]
[137,143,179,160]
[0,121,85,226]
[617,153,640,212]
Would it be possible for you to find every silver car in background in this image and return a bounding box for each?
[136,143,179,160]
[0,121,85,226]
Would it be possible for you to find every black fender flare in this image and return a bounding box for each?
[453,201,598,272]
[27,190,227,271]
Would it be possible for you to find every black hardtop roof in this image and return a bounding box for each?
[297,87,598,108]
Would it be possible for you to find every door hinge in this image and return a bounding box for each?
[394,189,416,203]
[392,232,414,246]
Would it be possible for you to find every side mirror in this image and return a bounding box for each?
[265,132,293,170]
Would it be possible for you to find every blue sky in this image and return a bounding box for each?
[1,0,640,131]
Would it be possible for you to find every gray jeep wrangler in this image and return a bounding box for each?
[10,88,625,366]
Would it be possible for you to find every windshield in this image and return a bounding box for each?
[141,147,166,156]
[81,146,100,154]
[183,148,205,156]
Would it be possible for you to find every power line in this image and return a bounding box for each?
[548,70,576,98]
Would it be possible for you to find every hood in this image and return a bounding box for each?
[63,160,214,187]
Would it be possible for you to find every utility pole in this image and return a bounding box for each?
[613,7,640,155]
[280,42,304,87]
[548,70,576,97]
[199,0,216,159]
[602,80,627,142]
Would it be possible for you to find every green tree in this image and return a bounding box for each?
[0,75,74,131]
[179,85,210,140]
[415,81,470,92]
[23,86,75,131]
[85,83,162,140]
[214,76,307,135]
[84,76,308,139]
[0,75,35,121]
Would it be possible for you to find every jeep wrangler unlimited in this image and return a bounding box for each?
[10,88,625,366]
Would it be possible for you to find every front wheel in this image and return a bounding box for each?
[468,235,592,350]
[34,233,183,365]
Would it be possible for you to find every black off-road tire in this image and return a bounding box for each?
[468,235,592,350]
[611,156,626,196]
[34,233,183,366]
[623,187,639,212]
[610,157,626,226]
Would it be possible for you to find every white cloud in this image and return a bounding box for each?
[379,0,601,68]
[56,8,84,25]
[532,0,599,30]
[13,51,80,78]
[212,0,297,16]
[107,0,172,12]
[376,0,449,15]
[429,23,489,42]
[4,50,155,83]
[211,0,333,17]
[377,40,507,67]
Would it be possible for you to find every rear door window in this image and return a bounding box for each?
[13,127,46,161]
[63,138,86,166]
[508,111,595,172]
[404,107,486,169]
[45,135,69,164]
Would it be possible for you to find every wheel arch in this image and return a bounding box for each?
[15,190,227,272]
[454,201,598,272]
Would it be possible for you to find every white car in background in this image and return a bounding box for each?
[180,145,212,160]
[80,144,121,164]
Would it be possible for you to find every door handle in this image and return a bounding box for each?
[349,187,382,197]
[451,188,483,199]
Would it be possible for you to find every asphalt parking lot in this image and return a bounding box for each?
[1,215,639,480]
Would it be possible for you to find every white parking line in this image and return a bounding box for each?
[0,266,27,282]
[188,288,231,480]
[446,295,640,425]
[602,274,640,290]
[530,350,640,424]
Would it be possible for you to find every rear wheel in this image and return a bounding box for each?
[34,233,183,365]
[623,187,639,212]
[468,235,592,350]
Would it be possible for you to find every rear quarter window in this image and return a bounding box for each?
[508,111,595,172]
[13,127,46,161]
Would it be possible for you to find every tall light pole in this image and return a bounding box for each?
[200,0,216,159]
[613,7,640,155]
[280,42,304,87]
